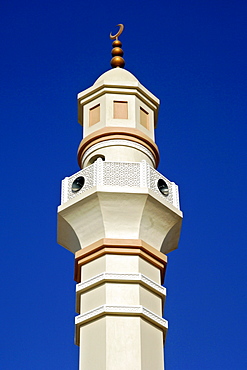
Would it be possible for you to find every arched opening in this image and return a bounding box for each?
[88,154,105,165]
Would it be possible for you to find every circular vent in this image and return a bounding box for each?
[157,179,169,197]
[72,176,85,193]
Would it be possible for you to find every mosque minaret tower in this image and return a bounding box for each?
[57,24,183,370]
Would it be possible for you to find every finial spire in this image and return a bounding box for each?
[110,24,125,68]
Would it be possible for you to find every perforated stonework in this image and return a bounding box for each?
[103,162,140,187]
[61,159,180,209]
[149,166,174,204]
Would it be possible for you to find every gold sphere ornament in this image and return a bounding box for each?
[112,40,122,48]
[111,47,124,57]
[110,56,125,68]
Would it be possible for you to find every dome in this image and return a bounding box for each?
[94,68,138,85]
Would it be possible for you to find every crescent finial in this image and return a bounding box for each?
[110,24,124,40]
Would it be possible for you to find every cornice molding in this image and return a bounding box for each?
[75,272,166,313]
[74,238,167,284]
[75,304,168,346]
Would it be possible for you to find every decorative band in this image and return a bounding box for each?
[75,304,168,346]
[81,139,156,166]
[75,272,166,313]
[74,239,167,284]
[77,127,160,168]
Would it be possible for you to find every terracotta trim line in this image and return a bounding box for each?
[74,238,167,284]
[77,127,160,168]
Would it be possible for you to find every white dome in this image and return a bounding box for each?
[94,68,138,85]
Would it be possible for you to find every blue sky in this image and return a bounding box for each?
[1,0,247,369]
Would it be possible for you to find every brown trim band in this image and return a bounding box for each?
[77,127,160,168]
[74,238,167,284]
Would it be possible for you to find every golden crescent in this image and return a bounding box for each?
[110,24,124,40]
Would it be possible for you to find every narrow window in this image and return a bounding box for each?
[140,107,149,129]
[89,104,100,126]
[114,101,128,119]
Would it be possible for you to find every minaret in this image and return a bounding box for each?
[57,25,182,370]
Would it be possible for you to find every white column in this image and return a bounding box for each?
[74,239,168,370]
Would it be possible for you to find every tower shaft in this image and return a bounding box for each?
[74,239,167,370]
[57,36,182,369]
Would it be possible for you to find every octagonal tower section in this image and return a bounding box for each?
[57,65,183,370]
[77,68,160,169]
